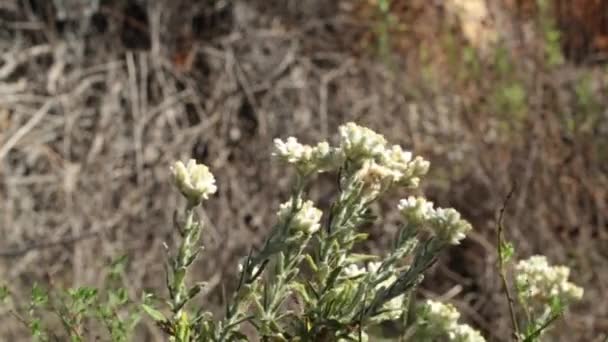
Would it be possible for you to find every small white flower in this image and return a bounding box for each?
[273,138,343,174]
[515,255,583,306]
[366,261,382,273]
[398,198,472,244]
[273,137,312,164]
[429,208,472,245]
[379,145,419,185]
[310,141,345,173]
[398,196,435,225]
[356,159,399,183]
[352,160,399,200]
[417,300,486,341]
[339,122,387,161]
[277,198,323,235]
[375,144,430,187]
[409,156,430,177]
[449,323,486,342]
[343,264,366,278]
[171,159,217,204]
[423,300,461,329]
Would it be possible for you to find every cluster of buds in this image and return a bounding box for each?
[398,197,472,245]
[273,138,344,175]
[338,122,387,161]
[273,123,430,191]
[340,123,430,190]
[515,255,584,306]
[342,263,367,278]
[277,198,323,235]
[171,159,217,205]
[417,300,486,342]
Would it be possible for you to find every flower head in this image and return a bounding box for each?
[171,159,217,205]
[421,300,461,330]
[417,300,485,342]
[273,138,343,175]
[398,198,472,244]
[337,123,430,191]
[449,324,486,342]
[273,137,310,164]
[515,255,584,306]
[428,208,472,245]
[277,198,323,235]
[339,122,387,161]
[380,145,430,187]
[398,196,435,226]
[352,160,399,199]
[343,264,366,278]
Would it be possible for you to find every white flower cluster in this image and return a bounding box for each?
[379,145,430,187]
[343,263,366,278]
[418,300,485,342]
[277,198,323,235]
[449,324,487,342]
[341,123,430,188]
[515,255,584,305]
[397,196,435,225]
[398,197,472,245]
[273,123,429,188]
[339,122,387,160]
[273,137,343,175]
[171,159,217,204]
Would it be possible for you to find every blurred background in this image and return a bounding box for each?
[1,0,607,340]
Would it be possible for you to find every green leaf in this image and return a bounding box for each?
[109,288,129,307]
[500,241,515,263]
[0,284,9,302]
[290,282,311,305]
[141,303,166,322]
[109,255,128,275]
[323,266,343,294]
[346,233,369,245]
[344,253,377,264]
[549,295,565,314]
[304,254,318,272]
[186,282,206,302]
[29,317,44,338]
[31,283,48,307]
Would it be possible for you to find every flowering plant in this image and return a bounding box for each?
[142,122,583,341]
[3,123,583,341]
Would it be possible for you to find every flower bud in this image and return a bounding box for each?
[398,196,434,226]
[277,198,322,235]
[273,138,343,175]
[429,208,472,245]
[339,122,387,161]
[515,255,584,307]
[171,159,217,205]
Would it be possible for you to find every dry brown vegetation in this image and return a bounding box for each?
[1,0,607,340]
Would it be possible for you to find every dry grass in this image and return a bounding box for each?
[1,0,607,340]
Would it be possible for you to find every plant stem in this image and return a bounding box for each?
[170,204,198,341]
[496,185,521,340]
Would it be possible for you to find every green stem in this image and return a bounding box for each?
[496,186,521,341]
[170,204,198,341]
